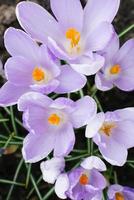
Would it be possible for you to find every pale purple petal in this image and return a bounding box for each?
[50,97,75,111]
[86,22,114,51]
[99,138,128,166]
[18,92,52,111]
[40,157,65,184]
[81,156,106,171]
[16,1,63,43]
[108,184,123,199]
[114,39,134,66]
[0,82,29,106]
[71,96,97,128]
[39,44,61,77]
[30,79,59,94]
[100,32,119,60]
[70,54,105,75]
[48,37,72,61]
[50,0,83,32]
[55,65,87,93]
[112,120,134,149]
[86,113,105,138]
[83,0,120,36]
[5,56,33,85]
[55,173,70,199]
[54,123,75,157]
[114,107,134,121]
[4,28,39,62]
[22,131,55,163]
[95,72,113,91]
[90,169,107,190]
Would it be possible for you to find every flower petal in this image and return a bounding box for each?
[99,138,128,166]
[86,22,114,52]
[100,32,119,61]
[114,39,134,91]
[90,169,107,190]
[4,28,39,62]
[83,0,120,36]
[40,157,65,184]
[81,156,106,171]
[22,131,55,163]
[54,123,75,157]
[0,82,29,106]
[71,96,97,128]
[95,72,113,91]
[70,54,104,75]
[55,173,70,199]
[5,56,33,85]
[50,0,83,32]
[55,65,87,93]
[112,120,134,149]
[30,79,59,94]
[18,92,52,111]
[86,113,105,138]
[16,1,63,43]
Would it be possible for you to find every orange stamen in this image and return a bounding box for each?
[48,114,60,126]
[32,67,45,82]
[79,174,89,185]
[66,28,80,48]
[110,64,121,75]
[115,192,124,200]
[100,122,116,136]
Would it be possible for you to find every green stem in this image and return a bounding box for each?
[119,24,134,38]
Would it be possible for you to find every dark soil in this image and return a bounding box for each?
[0,0,134,199]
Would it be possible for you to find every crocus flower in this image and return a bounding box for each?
[18,92,97,163]
[0,28,86,107]
[16,0,120,75]
[108,184,134,200]
[95,33,134,91]
[86,108,134,166]
[40,157,65,184]
[55,156,107,199]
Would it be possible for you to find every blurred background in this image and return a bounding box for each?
[0,0,134,199]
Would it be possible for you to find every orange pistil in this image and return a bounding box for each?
[115,192,125,200]
[110,64,121,75]
[66,28,80,48]
[32,67,45,82]
[100,122,116,136]
[48,114,61,126]
[79,174,89,185]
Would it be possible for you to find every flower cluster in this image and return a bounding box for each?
[0,0,134,199]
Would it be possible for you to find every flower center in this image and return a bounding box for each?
[66,28,80,48]
[100,122,116,136]
[110,64,121,75]
[79,174,89,185]
[48,113,61,126]
[115,192,124,200]
[32,67,45,82]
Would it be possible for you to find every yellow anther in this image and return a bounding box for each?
[32,67,45,82]
[48,114,61,126]
[115,192,124,200]
[110,64,121,75]
[100,122,116,137]
[66,28,80,48]
[79,174,89,185]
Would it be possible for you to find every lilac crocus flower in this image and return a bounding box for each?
[55,156,107,199]
[108,184,134,200]
[18,92,97,163]
[95,33,134,91]
[16,0,120,75]
[40,157,65,184]
[0,28,86,107]
[86,108,134,166]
